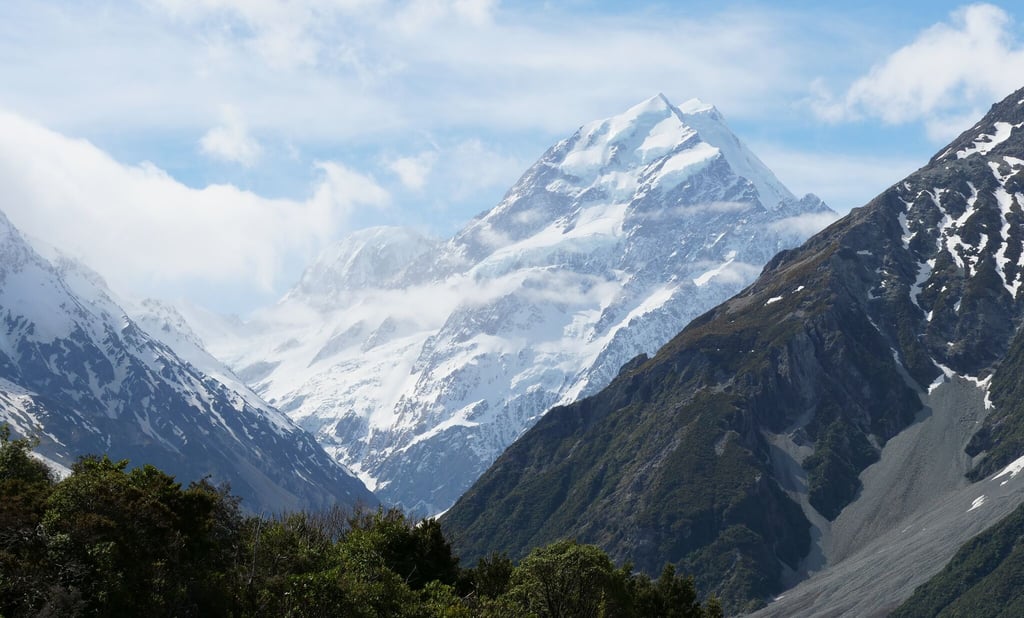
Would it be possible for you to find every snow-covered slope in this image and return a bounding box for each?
[199,94,836,514]
[0,209,376,513]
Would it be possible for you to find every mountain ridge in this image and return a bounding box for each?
[0,209,377,513]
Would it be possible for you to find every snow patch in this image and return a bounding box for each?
[990,160,1016,184]
[957,122,1021,158]
[764,296,783,306]
[993,187,1021,297]
[909,259,933,313]
[993,453,1024,485]
[968,495,986,512]
[936,183,980,276]
[898,212,914,249]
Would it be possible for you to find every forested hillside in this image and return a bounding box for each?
[0,427,722,617]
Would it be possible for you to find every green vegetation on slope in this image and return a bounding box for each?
[0,426,722,617]
[802,417,879,520]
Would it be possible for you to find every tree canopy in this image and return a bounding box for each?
[0,425,722,617]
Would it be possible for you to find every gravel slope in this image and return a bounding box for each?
[752,378,1024,617]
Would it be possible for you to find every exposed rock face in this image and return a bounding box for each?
[198,94,834,515]
[442,87,1024,613]
[0,210,376,514]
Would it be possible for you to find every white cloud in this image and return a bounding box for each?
[387,151,438,191]
[0,109,388,297]
[313,161,391,217]
[695,261,763,287]
[200,105,263,166]
[810,4,1024,138]
[767,212,840,238]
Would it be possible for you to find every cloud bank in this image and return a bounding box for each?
[0,110,388,301]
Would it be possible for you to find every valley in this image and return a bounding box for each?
[4,18,1024,611]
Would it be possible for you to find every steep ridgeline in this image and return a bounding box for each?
[442,86,1024,613]
[0,210,376,513]
[202,94,834,515]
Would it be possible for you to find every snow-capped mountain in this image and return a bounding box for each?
[443,86,1024,613]
[0,209,376,513]
[199,94,836,514]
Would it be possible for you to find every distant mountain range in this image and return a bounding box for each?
[190,94,835,515]
[0,210,375,513]
[442,86,1024,614]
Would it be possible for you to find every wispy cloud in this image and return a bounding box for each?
[767,212,840,238]
[810,4,1024,141]
[0,2,807,141]
[384,139,524,200]
[445,140,525,199]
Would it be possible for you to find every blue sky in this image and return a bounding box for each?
[1,1,1023,313]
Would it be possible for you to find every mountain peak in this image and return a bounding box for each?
[443,92,823,267]
[623,92,674,117]
[578,93,691,157]
[622,93,715,123]
[287,225,437,302]
[933,85,1024,164]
